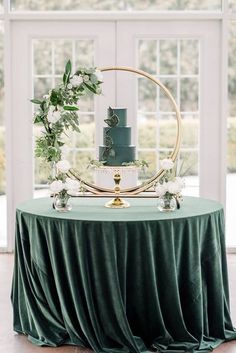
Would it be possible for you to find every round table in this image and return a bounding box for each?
[11,196,236,353]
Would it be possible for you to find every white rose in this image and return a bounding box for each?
[167,180,182,195]
[56,160,71,173]
[70,75,83,87]
[94,69,103,82]
[65,177,80,192]
[47,108,61,124]
[160,158,174,171]
[50,180,64,193]
[155,183,167,197]
[83,75,90,82]
[67,83,73,89]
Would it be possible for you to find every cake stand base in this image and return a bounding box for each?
[105,197,130,208]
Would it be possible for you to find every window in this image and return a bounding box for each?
[137,39,199,195]
[33,38,97,197]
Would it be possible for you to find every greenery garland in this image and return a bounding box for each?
[31,60,103,164]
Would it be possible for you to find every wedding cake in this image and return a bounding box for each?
[95,107,138,189]
[98,107,136,166]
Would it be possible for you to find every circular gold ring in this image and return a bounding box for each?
[71,66,182,195]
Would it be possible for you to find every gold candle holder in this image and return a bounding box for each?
[105,172,130,208]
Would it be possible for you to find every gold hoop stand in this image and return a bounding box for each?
[70,66,182,196]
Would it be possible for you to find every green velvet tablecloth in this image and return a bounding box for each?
[11,196,236,353]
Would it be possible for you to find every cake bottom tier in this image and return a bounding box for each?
[99,145,136,166]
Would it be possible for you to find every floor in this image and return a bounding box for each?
[1,254,236,353]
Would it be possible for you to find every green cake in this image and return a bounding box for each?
[99,107,136,166]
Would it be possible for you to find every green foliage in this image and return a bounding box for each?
[32,59,102,168]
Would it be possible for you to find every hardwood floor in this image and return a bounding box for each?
[1,254,236,353]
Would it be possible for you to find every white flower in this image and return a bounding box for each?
[47,107,61,124]
[56,160,71,173]
[83,75,90,82]
[65,177,80,192]
[50,180,64,193]
[155,183,167,197]
[70,75,83,87]
[167,181,178,195]
[167,178,184,194]
[94,69,103,82]
[160,158,174,171]
[67,83,73,89]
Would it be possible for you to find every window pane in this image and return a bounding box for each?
[180,40,199,75]
[159,115,178,150]
[54,40,73,75]
[10,0,222,11]
[138,40,157,75]
[137,38,200,196]
[33,40,52,75]
[159,78,177,112]
[227,21,236,247]
[32,39,96,198]
[75,40,94,68]
[138,114,157,149]
[0,22,6,247]
[180,78,199,112]
[159,40,177,75]
[138,77,157,112]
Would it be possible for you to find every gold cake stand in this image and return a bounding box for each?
[105,172,130,208]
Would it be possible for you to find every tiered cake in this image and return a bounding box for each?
[99,108,136,166]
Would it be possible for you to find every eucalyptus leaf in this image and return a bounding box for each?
[34,116,43,124]
[84,82,97,94]
[65,60,72,75]
[30,99,42,104]
[63,105,79,111]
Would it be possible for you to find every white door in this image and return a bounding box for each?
[9,20,116,250]
[116,20,222,202]
[9,19,221,250]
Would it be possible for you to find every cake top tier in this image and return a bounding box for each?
[105,107,127,127]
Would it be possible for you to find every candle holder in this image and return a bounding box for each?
[105,172,130,208]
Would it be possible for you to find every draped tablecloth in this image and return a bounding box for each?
[11,196,236,353]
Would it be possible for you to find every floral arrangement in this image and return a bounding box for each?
[31,60,103,164]
[31,60,103,205]
[50,160,80,195]
[155,158,185,209]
